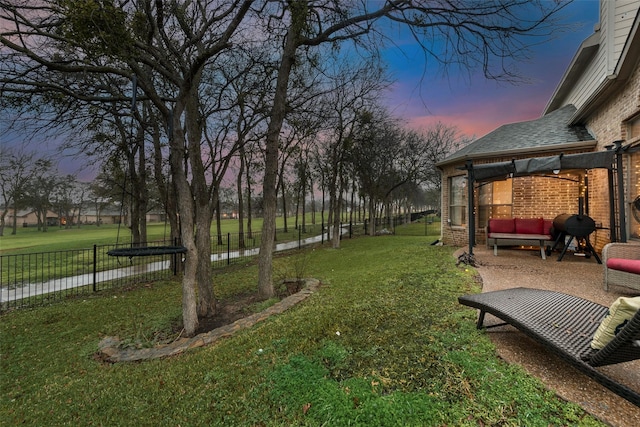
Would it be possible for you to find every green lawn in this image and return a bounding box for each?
[0,218,326,287]
[0,217,325,255]
[0,236,602,426]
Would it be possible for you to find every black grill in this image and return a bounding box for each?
[550,213,601,263]
[552,213,596,238]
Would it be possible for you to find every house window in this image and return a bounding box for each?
[449,175,467,226]
[630,152,640,240]
[627,114,640,140]
[478,179,513,226]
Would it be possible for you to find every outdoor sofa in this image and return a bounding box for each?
[602,242,640,293]
[458,287,640,407]
[486,218,554,259]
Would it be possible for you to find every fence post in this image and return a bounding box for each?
[227,233,231,265]
[93,245,97,292]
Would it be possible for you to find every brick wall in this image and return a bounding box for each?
[440,153,589,247]
[511,174,581,219]
[440,62,640,249]
[587,168,612,250]
[583,61,640,247]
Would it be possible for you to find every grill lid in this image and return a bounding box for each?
[553,213,596,237]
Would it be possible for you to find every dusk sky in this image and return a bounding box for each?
[1,1,601,181]
[382,0,600,139]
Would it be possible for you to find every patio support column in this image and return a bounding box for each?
[608,167,617,242]
[466,160,475,256]
[615,141,627,243]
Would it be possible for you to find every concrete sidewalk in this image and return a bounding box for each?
[1,230,338,305]
[458,245,640,427]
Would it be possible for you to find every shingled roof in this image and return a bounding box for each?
[438,104,595,167]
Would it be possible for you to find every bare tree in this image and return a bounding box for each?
[1,0,572,330]
[0,0,256,336]
[420,122,472,197]
[22,159,58,232]
[315,57,389,248]
[252,0,571,294]
[52,175,84,228]
[0,148,34,236]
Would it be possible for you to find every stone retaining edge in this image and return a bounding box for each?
[97,278,321,363]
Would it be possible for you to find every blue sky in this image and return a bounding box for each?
[1,1,601,181]
[381,0,600,138]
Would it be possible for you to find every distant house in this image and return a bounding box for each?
[75,207,123,225]
[2,209,59,227]
[437,0,640,250]
[76,208,165,225]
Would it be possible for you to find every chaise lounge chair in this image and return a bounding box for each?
[458,287,640,407]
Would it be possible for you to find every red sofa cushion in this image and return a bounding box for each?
[543,219,553,235]
[489,218,515,233]
[607,258,640,275]
[515,218,543,235]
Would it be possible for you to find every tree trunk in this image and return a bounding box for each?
[127,144,141,246]
[237,149,245,249]
[138,112,148,244]
[321,178,326,238]
[169,116,199,336]
[294,179,300,231]
[245,162,253,239]
[0,210,6,236]
[331,172,346,248]
[310,176,316,225]
[368,197,376,235]
[257,20,301,300]
[327,187,333,241]
[349,180,355,227]
[151,116,181,271]
[215,195,223,246]
[40,209,48,232]
[184,89,215,319]
[11,200,17,235]
[281,174,288,233]
[301,172,306,233]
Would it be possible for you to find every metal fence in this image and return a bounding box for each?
[364,215,441,237]
[0,224,336,311]
[0,219,440,312]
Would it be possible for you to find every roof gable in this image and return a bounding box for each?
[438,105,595,166]
[545,3,640,122]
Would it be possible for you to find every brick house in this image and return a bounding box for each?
[437,0,640,251]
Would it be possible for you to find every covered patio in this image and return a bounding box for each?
[461,149,627,261]
[459,245,640,426]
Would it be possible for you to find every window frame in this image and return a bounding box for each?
[449,175,467,227]
[478,179,513,227]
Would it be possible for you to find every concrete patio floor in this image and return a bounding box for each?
[456,245,640,427]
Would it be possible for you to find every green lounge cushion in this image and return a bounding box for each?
[591,296,640,350]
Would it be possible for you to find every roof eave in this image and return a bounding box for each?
[544,32,600,115]
[570,9,640,124]
[436,140,597,169]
